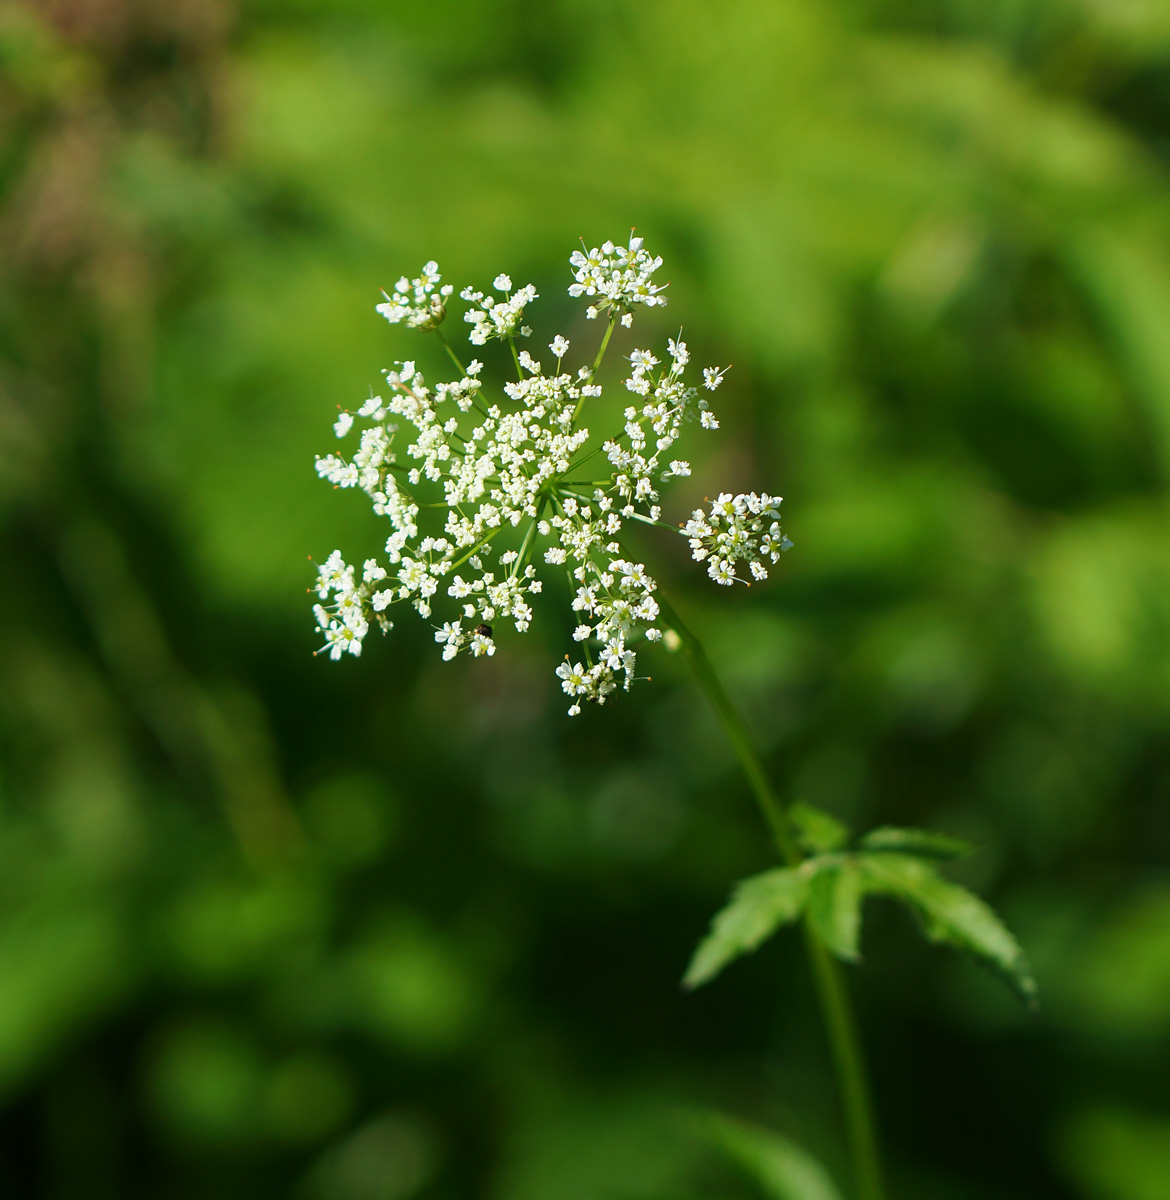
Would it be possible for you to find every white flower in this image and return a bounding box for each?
[435,620,465,660]
[464,283,538,346]
[686,492,788,587]
[703,365,728,390]
[313,234,788,715]
[377,262,454,331]
[568,231,668,318]
[557,660,587,695]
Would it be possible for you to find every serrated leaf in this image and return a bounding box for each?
[707,1114,846,1200]
[806,859,865,962]
[857,853,1037,1005]
[684,869,809,989]
[859,826,974,860]
[790,802,849,853]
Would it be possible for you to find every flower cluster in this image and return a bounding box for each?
[376,262,453,331]
[311,551,392,660]
[460,275,538,346]
[312,234,790,713]
[683,493,793,585]
[602,336,723,519]
[569,233,667,324]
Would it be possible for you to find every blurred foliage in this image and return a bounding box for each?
[3,0,1170,1196]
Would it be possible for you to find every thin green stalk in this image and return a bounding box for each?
[511,498,547,580]
[656,593,884,1200]
[802,929,884,1200]
[573,312,618,422]
[656,594,796,862]
[433,327,466,376]
[622,509,683,533]
[447,527,503,572]
[506,334,524,380]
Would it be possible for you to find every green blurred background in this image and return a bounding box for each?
[3,0,1170,1196]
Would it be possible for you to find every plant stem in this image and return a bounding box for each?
[802,928,885,1200]
[506,334,524,380]
[590,312,618,380]
[656,593,884,1200]
[573,312,618,422]
[433,327,466,376]
[657,596,797,863]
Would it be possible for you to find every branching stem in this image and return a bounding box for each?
[656,593,885,1200]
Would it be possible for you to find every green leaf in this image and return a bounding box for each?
[859,826,974,860]
[806,859,865,962]
[790,802,849,854]
[684,869,809,990]
[707,1114,846,1200]
[857,853,1037,1005]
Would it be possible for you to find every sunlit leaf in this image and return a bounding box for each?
[806,859,864,962]
[708,1114,846,1200]
[859,826,974,860]
[684,869,809,990]
[790,802,849,854]
[858,853,1037,1005]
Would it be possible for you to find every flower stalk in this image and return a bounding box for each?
[657,592,885,1200]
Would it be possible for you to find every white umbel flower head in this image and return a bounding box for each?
[683,492,793,584]
[377,262,455,331]
[569,232,667,324]
[461,282,538,346]
[311,234,789,714]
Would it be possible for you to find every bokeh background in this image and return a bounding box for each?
[3,0,1170,1196]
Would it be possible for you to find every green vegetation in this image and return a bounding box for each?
[3,1,1170,1197]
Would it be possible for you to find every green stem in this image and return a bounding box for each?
[506,334,524,380]
[573,312,619,422]
[656,594,796,862]
[511,499,546,580]
[802,930,885,1200]
[622,509,682,533]
[448,527,503,572]
[656,593,884,1200]
[590,312,618,379]
[434,327,466,376]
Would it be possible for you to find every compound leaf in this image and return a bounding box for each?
[790,802,849,854]
[806,859,865,962]
[684,868,809,989]
[858,852,1037,1005]
[859,826,974,860]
